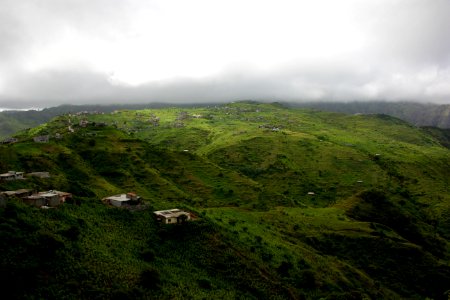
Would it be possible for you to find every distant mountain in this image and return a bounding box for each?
[1,102,449,299]
[287,101,450,128]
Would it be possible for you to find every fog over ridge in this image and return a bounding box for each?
[0,0,449,108]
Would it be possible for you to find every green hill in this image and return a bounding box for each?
[1,102,449,299]
[290,101,450,128]
[1,101,449,141]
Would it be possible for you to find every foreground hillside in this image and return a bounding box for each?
[1,102,449,299]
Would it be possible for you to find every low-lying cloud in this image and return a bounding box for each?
[0,0,449,109]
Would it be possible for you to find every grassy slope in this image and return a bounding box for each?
[1,102,450,299]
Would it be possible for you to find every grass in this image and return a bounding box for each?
[1,101,449,299]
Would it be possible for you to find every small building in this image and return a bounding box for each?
[1,137,18,144]
[103,192,141,207]
[153,209,191,224]
[0,189,33,206]
[27,172,51,178]
[23,194,48,207]
[22,190,72,207]
[1,189,33,198]
[33,135,49,143]
[0,171,24,181]
[79,120,89,127]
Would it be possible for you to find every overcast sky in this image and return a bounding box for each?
[0,0,449,109]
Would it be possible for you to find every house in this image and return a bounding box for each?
[33,135,49,143]
[153,209,191,224]
[79,120,89,127]
[22,190,72,207]
[103,192,141,207]
[1,137,18,144]
[22,194,48,207]
[0,171,24,181]
[27,172,50,178]
[1,189,33,198]
[0,189,33,206]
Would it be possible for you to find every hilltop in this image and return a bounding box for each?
[1,102,449,299]
[289,101,450,129]
[1,101,450,140]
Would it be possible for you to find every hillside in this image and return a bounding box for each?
[1,102,450,299]
[290,101,450,128]
[1,101,450,140]
[0,103,205,139]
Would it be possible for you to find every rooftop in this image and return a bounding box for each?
[154,209,190,218]
[104,194,130,202]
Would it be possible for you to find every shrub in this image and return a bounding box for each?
[139,268,161,290]
[140,249,156,262]
[197,278,212,290]
[277,261,293,277]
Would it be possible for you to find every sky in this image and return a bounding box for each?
[0,0,450,109]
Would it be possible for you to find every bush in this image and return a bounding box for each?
[359,190,388,206]
[197,278,212,290]
[277,261,293,277]
[140,249,156,262]
[139,268,161,290]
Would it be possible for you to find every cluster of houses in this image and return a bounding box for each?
[1,170,192,224]
[1,184,193,224]
[2,135,53,144]
[101,192,192,223]
[0,189,72,208]
[0,171,50,181]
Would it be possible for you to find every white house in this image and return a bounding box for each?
[153,209,191,224]
[103,192,141,207]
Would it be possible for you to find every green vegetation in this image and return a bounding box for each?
[1,102,449,299]
[290,101,450,128]
[1,101,449,140]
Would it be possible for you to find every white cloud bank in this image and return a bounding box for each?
[0,0,449,108]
